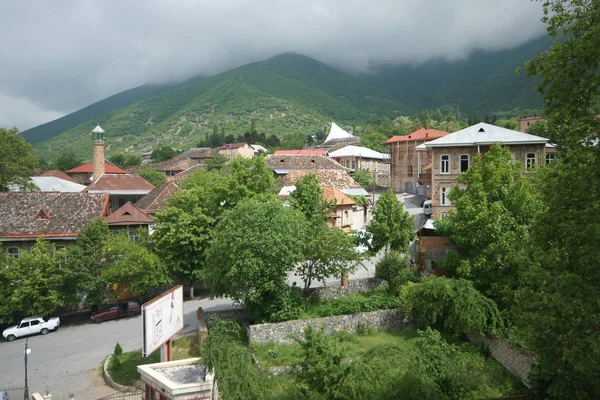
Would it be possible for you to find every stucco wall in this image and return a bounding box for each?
[248,307,410,344]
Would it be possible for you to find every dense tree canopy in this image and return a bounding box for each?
[367,189,414,254]
[53,150,83,171]
[0,127,37,191]
[137,167,165,186]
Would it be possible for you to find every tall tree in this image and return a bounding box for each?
[0,127,37,191]
[435,143,542,309]
[137,167,165,186]
[367,189,414,253]
[53,151,82,171]
[204,195,305,320]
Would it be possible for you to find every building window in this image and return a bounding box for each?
[441,187,451,206]
[351,160,356,170]
[460,154,469,172]
[408,165,413,177]
[526,152,537,169]
[440,155,450,174]
[546,153,556,165]
[7,247,20,259]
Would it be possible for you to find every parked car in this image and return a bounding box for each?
[90,301,141,323]
[2,316,60,342]
[423,200,432,217]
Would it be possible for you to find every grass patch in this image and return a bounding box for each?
[254,328,527,399]
[107,335,201,387]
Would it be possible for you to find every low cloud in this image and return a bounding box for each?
[0,0,547,130]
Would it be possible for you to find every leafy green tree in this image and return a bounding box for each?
[137,167,165,186]
[109,153,141,168]
[402,277,502,335]
[351,168,373,189]
[0,127,37,191]
[435,143,542,308]
[151,146,179,162]
[205,152,227,171]
[100,233,171,299]
[359,131,388,152]
[367,189,414,253]
[53,151,82,171]
[204,195,305,321]
[375,251,418,295]
[0,239,69,322]
[290,174,361,293]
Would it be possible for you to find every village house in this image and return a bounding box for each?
[328,145,391,187]
[322,186,357,231]
[274,149,329,156]
[65,161,126,185]
[217,142,254,159]
[265,154,348,177]
[135,181,182,215]
[416,123,550,219]
[174,147,213,162]
[518,116,544,133]
[105,201,154,238]
[0,192,109,256]
[384,126,450,194]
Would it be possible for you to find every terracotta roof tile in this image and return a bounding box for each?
[277,170,361,189]
[135,181,181,213]
[84,174,155,192]
[38,170,79,183]
[266,154,347,172]
[105,202,154,225]
[217,142,248,150]
[274,149,329,155]
[175,148,213,159]
[66,161,126,174]
[0,192,109,238]
[322,186,356,206]
[384,127,450,144]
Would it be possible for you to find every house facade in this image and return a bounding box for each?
[384,127,450,194]
[329,145,391,187]
[322,186,356,231]
[417,123,549,219]
[0,192,109,256]
[518,116,544,133]
[217,142,254,159]
[83,174,155,212]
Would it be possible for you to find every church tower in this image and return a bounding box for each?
[92,124,106,183]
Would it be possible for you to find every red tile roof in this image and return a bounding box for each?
[274,149,329,155]
[322,186,355,206]
[66,161,126,174]
[105,202,154,225]
[0,192,109,238]
[217,142,248,150]
[384,127,450,144]
[84,174,155,192]
[135,181,181,213]
[38,170,79,183]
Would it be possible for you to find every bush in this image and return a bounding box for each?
[114,342,123,357]
[311,287,403,318]
[357,321,376,336]
[248,286,305,323]
[376,251,418,294]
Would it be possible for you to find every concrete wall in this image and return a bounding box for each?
[467,332,536,388]
[248,308,410,344]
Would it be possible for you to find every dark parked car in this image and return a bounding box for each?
[91,301,141,323]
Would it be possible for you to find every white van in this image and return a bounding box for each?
[423,200,432,217]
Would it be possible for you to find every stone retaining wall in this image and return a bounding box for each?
[467,333,536,388]
[307,278,384,301]
[248,307,409,345]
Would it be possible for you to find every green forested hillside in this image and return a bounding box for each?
[359,35,551,116]
[34,54,407,160]
[21,82,181,145]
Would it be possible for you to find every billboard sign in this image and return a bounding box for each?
[142,285,184,357]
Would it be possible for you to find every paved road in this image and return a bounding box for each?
[0,192,424,400]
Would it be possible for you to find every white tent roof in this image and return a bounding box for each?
[419,122,549,148]
[329,145,388,160]
[324,122,354,143]
[92,124,105,134]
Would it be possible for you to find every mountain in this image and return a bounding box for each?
[34,54,408,161]
[359,35,551,117]
[21,82,181,145]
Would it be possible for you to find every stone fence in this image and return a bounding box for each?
[248,307,409,345]
[467,332,536,388]
[306,278,384,301]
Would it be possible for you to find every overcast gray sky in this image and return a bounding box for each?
[0,0,547,131]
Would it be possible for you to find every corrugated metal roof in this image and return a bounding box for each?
[420,123,549,148]
[329,145,388,160]
[29,177,86,192]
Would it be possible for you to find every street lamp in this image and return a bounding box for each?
[24,339,31,400]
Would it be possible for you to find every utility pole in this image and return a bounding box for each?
[24,339,30,400]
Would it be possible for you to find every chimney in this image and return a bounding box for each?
[424,124,428,130]
[92,124,106,183]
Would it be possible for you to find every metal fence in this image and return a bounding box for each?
[0,387,26,400]
[96,390,142,400]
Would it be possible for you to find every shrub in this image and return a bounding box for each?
[357,321,376,336]
[266,349,280,360]
[376,251,418,294]
[248,286,305,323]
[312,287,403,318]
[114,342,123,357]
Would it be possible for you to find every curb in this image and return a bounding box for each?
[103,354,139,392]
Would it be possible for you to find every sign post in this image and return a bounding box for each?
[142,285,184,360]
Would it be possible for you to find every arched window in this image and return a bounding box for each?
[440,155,450,174]
[440,187,451,206]
[7,247,20,259]
[460,154,469,172]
